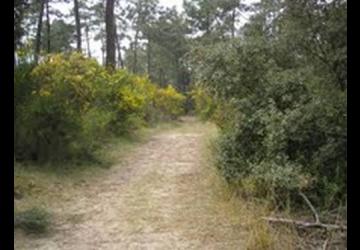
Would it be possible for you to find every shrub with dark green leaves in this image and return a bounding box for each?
[188,35,346,209]
[191,86,217,120]
[14,207,51,234]
[15,63,37,161]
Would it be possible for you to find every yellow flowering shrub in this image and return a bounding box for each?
[116,75,156,113]
[20,53,109,161]
[154,85,186,119]
[31,53,107,114]
[190,86,217,120]
[15,52,187,162]
[106,71,158,132]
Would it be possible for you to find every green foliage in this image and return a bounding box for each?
[188,0,346,209]
[14,63,38,161]
[43,19,76,53]
[123,5,191,89]
[190,86,216,120]
[15,53,108,162]
[14,207,51,234]
[184,0,246,40]
[14,0,29,50]
[105,71,157,133]
[154,85,186,120]
[213,68,346,208]
[14,52,185,164]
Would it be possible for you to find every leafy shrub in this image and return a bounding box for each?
[118,75,157,127]
[14,63,37,161]
[188,38,346,209]
[211,99,239,131]
[190,86,217,120]
[14,207,51,234]
[14,53,109,162]
[154,85,186,120]
[103,71,159,132]
[214,73,346,208]
[14,53,186,164]
[14,63,36,115]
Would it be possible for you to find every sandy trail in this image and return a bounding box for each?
[15,118,247,250]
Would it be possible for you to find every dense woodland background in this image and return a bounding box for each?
[14,0,347,248]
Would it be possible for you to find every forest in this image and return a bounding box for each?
[14,0,347,249]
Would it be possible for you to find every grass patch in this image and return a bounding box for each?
[14,207,51,235]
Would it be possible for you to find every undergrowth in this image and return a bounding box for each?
[14,207,51,235]
[201,123,298,250]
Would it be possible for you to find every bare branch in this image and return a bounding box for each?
[299,191,320,223]
[322,237,330,250]
[262,217,347,231]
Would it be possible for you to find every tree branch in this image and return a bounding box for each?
[299,191,320,223]
[262,191,346,231]
[322,237,330,250]
[262,217,347,231]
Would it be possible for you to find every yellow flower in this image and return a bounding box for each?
[39,89,51,97]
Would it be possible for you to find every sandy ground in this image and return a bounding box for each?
[14,118,248,250]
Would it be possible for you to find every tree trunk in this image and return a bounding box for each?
[114,0,123,68]
[176,59,184,91]
[105,0,116,70]
[46,0,51,53]
[101,38,105,66]
[159,68,164,87]
[34,0,45,63]
[133,29,139,73]
[205,10,211,35]
[116,32,124,68]
[147,40,151,77]
[231,9,236,38]
[85,20,91,57]
[74,0,82,52]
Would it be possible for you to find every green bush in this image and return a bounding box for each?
[14,207,51,234]
[14,53,186,164]
[188,37,347,209]
[14,53,109,162]
[105,71,157,133]
[190,86,217,120]
[215,73,346,208]
[154,85,186,120]
[14,63,38,161]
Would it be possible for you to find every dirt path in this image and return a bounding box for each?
[15,118,248,250]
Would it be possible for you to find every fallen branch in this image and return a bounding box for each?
[262,191,347,232]
[322,237,330,250]
[262,217,347,231]
[299,191,320,223]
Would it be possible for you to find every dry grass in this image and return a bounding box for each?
[200,122,299,250]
